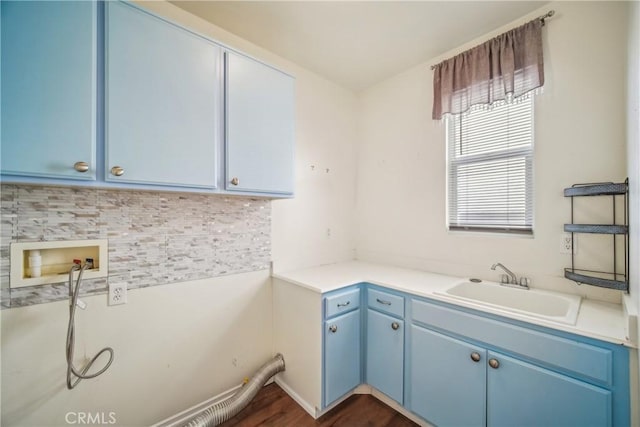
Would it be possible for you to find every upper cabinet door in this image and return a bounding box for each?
[1,1,97,180]
[106,1,220,188]
[225,52,295,195]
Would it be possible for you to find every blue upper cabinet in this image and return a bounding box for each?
[225,51,295,195]
[2,1,294,197]
[1,1,97,180]
[105,1,220,189]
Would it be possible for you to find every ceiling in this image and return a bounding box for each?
[170,1,548,92]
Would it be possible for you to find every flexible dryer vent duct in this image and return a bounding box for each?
[182,354,285,427]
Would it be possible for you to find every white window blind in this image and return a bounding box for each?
[447,97,534,234]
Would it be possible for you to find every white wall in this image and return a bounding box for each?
[136,2,359,274]
[1,271,272,426]
[356,1,629,303]
[627,2,640,425]
[271,76,358,272]
[0,2,359,425]
[628,0,640,321]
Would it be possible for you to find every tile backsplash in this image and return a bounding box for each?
[0,184,271,308]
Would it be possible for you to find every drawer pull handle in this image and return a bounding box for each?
[470,352,481,362]
[488,358,500,369]
[74,161,89,173]
[337,301,350,308]
[391,322,400,330]
[110,166,125,177]
[329,325,337,333]
[376,298,392,306]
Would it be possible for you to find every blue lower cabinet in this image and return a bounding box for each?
[318,286,628,426]
[410,325,613,427]
[410,325,486,427]
[366,309,404,403]
[487,351,611,427]
[409,298,627,427]
[324,309,361,407]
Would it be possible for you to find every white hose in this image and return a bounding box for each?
[182,354,285,427]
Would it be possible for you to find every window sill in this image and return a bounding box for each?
[447,228,535,239]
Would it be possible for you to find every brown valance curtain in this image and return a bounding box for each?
[432,18,544,120]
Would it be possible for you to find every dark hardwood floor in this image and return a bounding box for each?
[218,383,419,427]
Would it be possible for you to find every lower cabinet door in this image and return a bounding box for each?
[410,325,486,427]
[487,351,612,427]
[324,310,361,407]
[366,309,403,403]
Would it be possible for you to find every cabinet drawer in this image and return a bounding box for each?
[368,288,404,318]
[412,299,613,387]
[325,288,360,319]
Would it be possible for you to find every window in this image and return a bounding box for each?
[447,96,534,234]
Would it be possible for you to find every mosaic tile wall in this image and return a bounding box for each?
[0,184,271,308]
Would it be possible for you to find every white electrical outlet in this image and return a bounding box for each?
[108,283,127,306]
[560,233,577,254]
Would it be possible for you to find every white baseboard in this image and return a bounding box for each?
[308,384,374,418]
[274,376,319,418]
[275,380,431,426]
[370,388,432,427]
[353,384,373,394]
[151,383,243,427]
[155,378,430,427]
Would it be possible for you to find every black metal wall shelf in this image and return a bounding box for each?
[564,180,629,291]
[564,224,628,235]
[564,269,627,291]
[563,182,627,197]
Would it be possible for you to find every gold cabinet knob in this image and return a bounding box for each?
[470,352,481,362]
[391,322,400,330]
[73,162,89,173]
[230,177,239,186]
[110,166,125,177]
[488,358,500,369]
[329,325,337,333]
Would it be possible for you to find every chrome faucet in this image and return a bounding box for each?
[491,263,529,289]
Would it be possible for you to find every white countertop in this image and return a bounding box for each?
[273,261,637,347]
